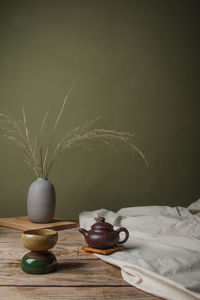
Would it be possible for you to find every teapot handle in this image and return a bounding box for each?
[116,227,129,244]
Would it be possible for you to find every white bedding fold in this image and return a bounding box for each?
[79,200,200,300]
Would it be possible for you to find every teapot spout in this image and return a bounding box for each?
[79,228,89,238]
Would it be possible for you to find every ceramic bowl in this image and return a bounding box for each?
[21,229,58,251]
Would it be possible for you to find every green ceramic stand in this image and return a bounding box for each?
[21,229,58,275]
[21,251,57,274]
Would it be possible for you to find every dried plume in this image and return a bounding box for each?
[0,91,148,179]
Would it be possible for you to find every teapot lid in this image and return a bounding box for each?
[91,217,114,231]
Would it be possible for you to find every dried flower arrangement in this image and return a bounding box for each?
[0,89,148,180]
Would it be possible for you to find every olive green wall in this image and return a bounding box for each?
[0,0,200,218]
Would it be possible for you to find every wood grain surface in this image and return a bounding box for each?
[0,216,77,231]
[0,226,163,300]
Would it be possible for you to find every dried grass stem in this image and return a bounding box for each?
[0,92,148,179]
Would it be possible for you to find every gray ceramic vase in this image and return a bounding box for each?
[27,178,56,223]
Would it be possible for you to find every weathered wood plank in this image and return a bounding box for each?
[0,245,97,261]
[0,286,162,300]
[0,259,129,286]
[0,227,98,260]
[53,244,97,260]
[0,226,163,300]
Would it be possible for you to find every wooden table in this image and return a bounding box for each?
[0,226,163,299]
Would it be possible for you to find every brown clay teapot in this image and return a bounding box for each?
[79,216,129,249]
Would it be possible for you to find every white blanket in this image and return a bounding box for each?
[79,200,200,300]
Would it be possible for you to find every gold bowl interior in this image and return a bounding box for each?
[21,229,58,251]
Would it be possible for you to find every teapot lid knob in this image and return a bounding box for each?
[92,216,113,230]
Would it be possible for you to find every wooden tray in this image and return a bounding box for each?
[81,245,124,255]
[0,216,77,231]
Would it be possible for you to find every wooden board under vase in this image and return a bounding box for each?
[0,216,77,231]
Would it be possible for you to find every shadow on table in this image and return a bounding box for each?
[56,261,86,272]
